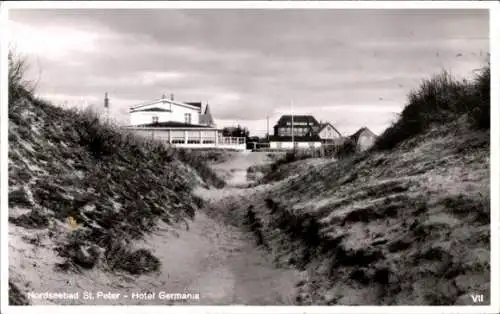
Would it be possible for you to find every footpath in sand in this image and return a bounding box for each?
[9,151,301,305]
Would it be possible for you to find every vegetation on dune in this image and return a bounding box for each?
[375,65,490,151]
[8,52,224,279]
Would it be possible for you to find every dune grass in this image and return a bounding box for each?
[375,66,490,151]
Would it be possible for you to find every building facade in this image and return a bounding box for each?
[125,94,245,150]
[129,94,217,128]
[273,115,320,137]
[269,115,340,150]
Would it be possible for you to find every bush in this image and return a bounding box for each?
[335,139,357,159]
[469,65,490,129]
[110,248,161,275]
[375,66,490,151]
[8,51,36,104]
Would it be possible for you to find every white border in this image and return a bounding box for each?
[1,1,498,314]
[1,1,10,313]
[0,0,496,10]
[489,3,500,314]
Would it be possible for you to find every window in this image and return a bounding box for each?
[152,116,159,124]
[184,113,192,124]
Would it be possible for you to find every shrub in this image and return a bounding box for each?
[335,139,357,159]
[469,65,490,129]
[8,51,36,104]
[111,248,161,275]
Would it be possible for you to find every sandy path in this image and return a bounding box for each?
[210,151,277,187]
[9,151,300,305]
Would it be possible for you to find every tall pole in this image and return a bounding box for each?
[291,99,295,152]
[267,113,269,141]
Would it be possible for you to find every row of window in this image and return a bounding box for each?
[170,140,216,144]
[278,127,310,136]
[151,113,192,124]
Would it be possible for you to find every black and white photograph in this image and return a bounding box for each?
[1,1,498,312]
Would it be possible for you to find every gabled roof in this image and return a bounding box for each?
[350,127,376,141]
[130,107,171,113]
[136,121,214,128]
[274,115,319,127]
[130,98,202,112]
[316,122,343,137]
[268,134,322,142]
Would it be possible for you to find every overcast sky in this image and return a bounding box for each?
[9,8,489,136]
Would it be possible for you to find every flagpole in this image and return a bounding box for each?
[266,112,269,142]
[291,99,294,151]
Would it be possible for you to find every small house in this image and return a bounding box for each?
[312,122,343,143]
[350,127,377,152]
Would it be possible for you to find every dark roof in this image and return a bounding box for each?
[274,115,319,127]
[268,135,322,142]
[130,107,171,113]
[350,127,376,141]
[184,102,202,108]
[131,98,201,111]
[137,121,214,128]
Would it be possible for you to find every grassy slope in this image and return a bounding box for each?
[209,68,490,305]
[8,91,224,303]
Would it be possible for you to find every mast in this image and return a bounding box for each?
[291,99,294,150]
[267,113,270,141]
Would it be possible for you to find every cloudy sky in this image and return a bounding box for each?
[9,8,489,136]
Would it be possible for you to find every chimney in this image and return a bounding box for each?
[170,93,174,101]
[162,93,166,99]
[104,92,109,108]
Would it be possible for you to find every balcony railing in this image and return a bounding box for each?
[219,137,246,145]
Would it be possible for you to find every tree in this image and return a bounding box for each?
[222,125,250,138]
